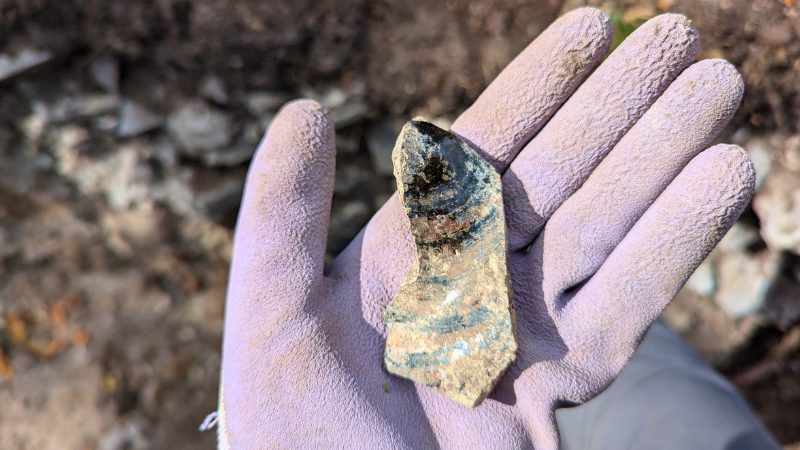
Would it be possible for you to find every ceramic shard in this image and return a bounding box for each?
[383,120,517,408]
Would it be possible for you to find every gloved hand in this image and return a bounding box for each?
[218,8,753,449]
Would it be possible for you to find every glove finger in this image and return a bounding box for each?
[538,60,743,307]
[451,7,611,169]
[503,13,699,250]
[329,7,611,328]
[227,99,335,317]
[562,144,754,363]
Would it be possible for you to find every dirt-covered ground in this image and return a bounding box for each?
[1,0,799,448]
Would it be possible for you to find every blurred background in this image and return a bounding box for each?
[0,0,799,448]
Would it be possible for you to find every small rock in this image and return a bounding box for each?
[19,101,48,143]
[333,161,370,195]
[730,127,751,146]
[783,134,800,172]
[51,125,91,177]
[0,47,52,81]
[167,100,235,157]
[367,118,402,175]
[718,222,760,253]
[304,82,368,128]
[192,174,244,225]
[329,101,369,128]
[99,422,148,450]
[715,250,782,318]
[745,137,773,191]
[92,114,118,133]
[373,191,394,209]
[328,199,371,252]
[335,131,360,154]
[753,168,800,253]
[245,91,289,118]
[152,136,178,167]
[117,100,163,137]
[200,75,229,104]
[90,53,119,93]
[685,258,716,297]
[765,274,800,328]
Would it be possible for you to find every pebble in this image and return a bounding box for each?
[718,222,760,253]
[745,137,773,191]
[199,75,229,104]
[49,94,120,122]
[303,82,368,128]
[328,199,371,252]
[90,54,120,93]
[245,91,289,118]
[199,142,255,168]
[0,47,52,81]
[167,100,235,157]
[715,250,782,318]
[685,258,716,297]
[753,167,800,253]
[336,131,361,155]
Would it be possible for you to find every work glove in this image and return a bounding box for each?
[217,7,753,449]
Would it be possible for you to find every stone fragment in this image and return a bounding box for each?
[683,224,760,299]
[167,100,235,157]
[383,120,517,407]
[90,53,120,93]
[333,161,370,195]
[329,101,368,128]
[0,47,52,81]
[328,199,371,254]
[718,222,760,253]
[715,250,782,318]
[367,118,402,175]
[117,100,163,137]
[753,167,800,253]
[244,91,289,118]
[49,94,120,122]
[764,273,800,329]
[335,130,361,154]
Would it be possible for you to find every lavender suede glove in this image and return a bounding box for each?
[218,8,754,450]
